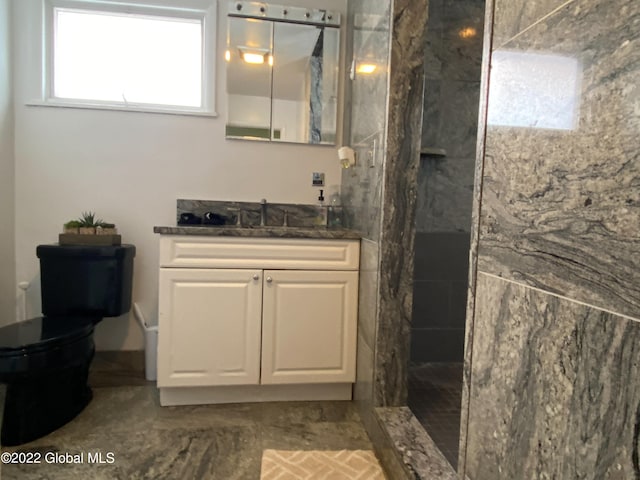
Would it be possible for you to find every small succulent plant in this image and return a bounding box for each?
[62,211,118,241]
[78,211,103,227]
[64,220,83,229]
[64,212,117,234]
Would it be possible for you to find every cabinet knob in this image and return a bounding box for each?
[252,274,259,281]
[266,276,273,283]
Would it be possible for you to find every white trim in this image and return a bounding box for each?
[39,0,218,115]
[159,383,353,406]
[159,236,361,270]
[25,98,218,117]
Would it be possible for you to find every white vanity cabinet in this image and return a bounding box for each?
[158,267,263,387]
[156,235,359,406]
[261,269,358,385]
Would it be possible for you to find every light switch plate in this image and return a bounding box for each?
[312,172,325,186]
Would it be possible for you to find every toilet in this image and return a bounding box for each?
[0,244,135,446]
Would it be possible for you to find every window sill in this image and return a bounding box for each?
[25,99,218,118]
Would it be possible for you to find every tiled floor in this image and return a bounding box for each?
[1,352,378,479]
[407,362,463,468]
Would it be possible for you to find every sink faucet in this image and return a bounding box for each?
[260,199,268,226]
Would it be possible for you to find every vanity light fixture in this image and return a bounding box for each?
[356,63,377,74]
[242,51,266,64]
[238,46,272,65]
[225,49,231,61]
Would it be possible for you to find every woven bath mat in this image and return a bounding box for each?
[260,449,385,479]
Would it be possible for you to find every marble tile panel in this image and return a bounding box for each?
[416,156,476,233]
[450,280,470,323]
[459,2,495,471]
[358,239,379,349]
[410,328,466,363]
[373,0,428,408]
[412,280,451,328]
[357,406,411,480]
[438,81,481,159]
[492,0,573,48]
[478,0,640,319]
[440,4,485,82]
[423,29,443,81]
[375,407,457,479]
[350,74,388,145]
[421,80,441,147]
[466,273,640,479]
[341,139,384,241]
[177,199,331,229]
[414,232,472,281]
[342,0,389,240]
[153,225,361,239]
[412,280,468,330]
[373,310,412,407]
[354,331,375,406]
[426,0,444,30]
[349,2,390,145]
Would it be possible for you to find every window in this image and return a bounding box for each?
[42,0,217,115]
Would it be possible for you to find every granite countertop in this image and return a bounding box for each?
[153,225,361,240]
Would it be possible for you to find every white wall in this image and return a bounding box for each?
[228,94,271,128]
[12,0,346,350]
[0,0,15,326]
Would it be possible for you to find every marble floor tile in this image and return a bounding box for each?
[1,386,376,480]
[408,363,463,468]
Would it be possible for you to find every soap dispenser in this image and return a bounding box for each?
[315,189,328,226]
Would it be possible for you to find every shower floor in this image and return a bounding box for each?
[407,362,463,468]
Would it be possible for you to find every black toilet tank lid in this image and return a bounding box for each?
[0,317,95,352]
[37,244,136,259]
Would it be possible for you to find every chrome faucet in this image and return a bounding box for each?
[260,199,268,226]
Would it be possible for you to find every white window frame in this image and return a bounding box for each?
[35,0,217,116]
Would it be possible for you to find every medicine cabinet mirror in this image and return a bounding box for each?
[225,1,340,144]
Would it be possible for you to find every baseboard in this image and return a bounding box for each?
[159,383,353,406]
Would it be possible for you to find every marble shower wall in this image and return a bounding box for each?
[411,0,484,363]
[416,0,484,234]
[412,233,470,362]
[341,0,390,243]
[374,0,428,407]
[466,273,640,479]
[343,0,427,412]
[464,0,640,477]
[477,0,639,319]
[343,0,390,418]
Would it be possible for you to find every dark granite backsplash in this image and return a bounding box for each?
[177,199,338,228]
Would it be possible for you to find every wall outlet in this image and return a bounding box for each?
[312,172,325,186]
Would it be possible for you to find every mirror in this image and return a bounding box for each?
[225,2,341,145]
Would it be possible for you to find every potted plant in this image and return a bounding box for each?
[63,220,82,234]
[60,211,121,245]
[78,211,100,235]
[96,222,118,235]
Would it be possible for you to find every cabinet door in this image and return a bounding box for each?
[158,268,263,387]
[261,270,358,384]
